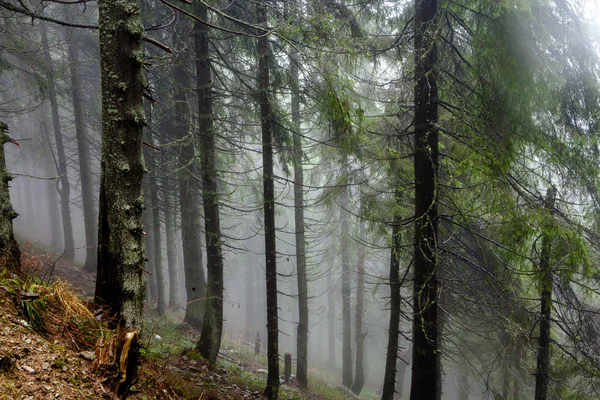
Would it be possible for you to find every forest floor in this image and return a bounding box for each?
[0,241,369,400]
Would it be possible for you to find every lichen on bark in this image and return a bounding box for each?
[94,5,146,398]
[0,121,20,272]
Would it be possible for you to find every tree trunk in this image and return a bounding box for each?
[143,180,157,305]
[43,142,62,250]
[164,177,181,309]
[534,188,556,400]
[22,156,34,231]
[514,337,523,400]
[245,260,256,338]
[150,165,167,316]
[327,270,336,369]
[382,189,403,400]
[410,0,440,398]
[194,2,224,365]
[340,160,353,388]
[0,122,20,272]
[458,365,469,400]
[256,2,279,397]
[501,333,511,400]
[289,7,309,388]
[40,22,75,263]
[94,0,146,395]
[64,10,97,272]
[173,24,206,330]
[352,223,366,395]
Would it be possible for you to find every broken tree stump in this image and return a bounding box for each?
[94,320,140,399]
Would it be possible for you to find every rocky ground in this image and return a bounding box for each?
[0,243,363,400]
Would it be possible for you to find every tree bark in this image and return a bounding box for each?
[351,223,366,395]
[94,0,146,395]
[534,187,556,400]
[382,189,403,400]
[64,10,97,272]
[340,160,353,388]
[256,1,279,397]
[173,25,206,330]
[410,0,440,398]
[195,1,224,365]
[40,22,75,263]
[0,122,20,272]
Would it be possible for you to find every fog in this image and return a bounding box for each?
[2,0,600,399]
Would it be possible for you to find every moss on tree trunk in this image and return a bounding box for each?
[0,122,20,272]
[94,1,146,396]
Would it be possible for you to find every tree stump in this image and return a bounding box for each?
[94,320,140,399]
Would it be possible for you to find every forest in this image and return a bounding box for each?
[1,0,600,399]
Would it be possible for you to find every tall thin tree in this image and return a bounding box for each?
[173,16,207,330]
[288,0,309,388]
[534,187,556,400]
[256,0,279,397]
[410,0,440,398]
[195,1,225,364]
[40,22,75,262]
[64,9,97,272]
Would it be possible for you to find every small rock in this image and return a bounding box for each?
[24,338,32,345]
[79,351,95,361]
[42,362,50,370]
[22,365,35,374]
[61,366,67,372]
[182,355,189,361]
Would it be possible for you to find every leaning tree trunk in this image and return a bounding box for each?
[256,1,279,397]
[382,188,403,400]
[195,1,224,365]
[410,0,440,398]
[340,160,353,389]
[0,122,20,272]
[64,10,97,272]
[173,22,206,330]
[289,6,309,388]
[40,22,75,263]
[534,188,556,400]
[351,222,366,395]
[94,0,146,396]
